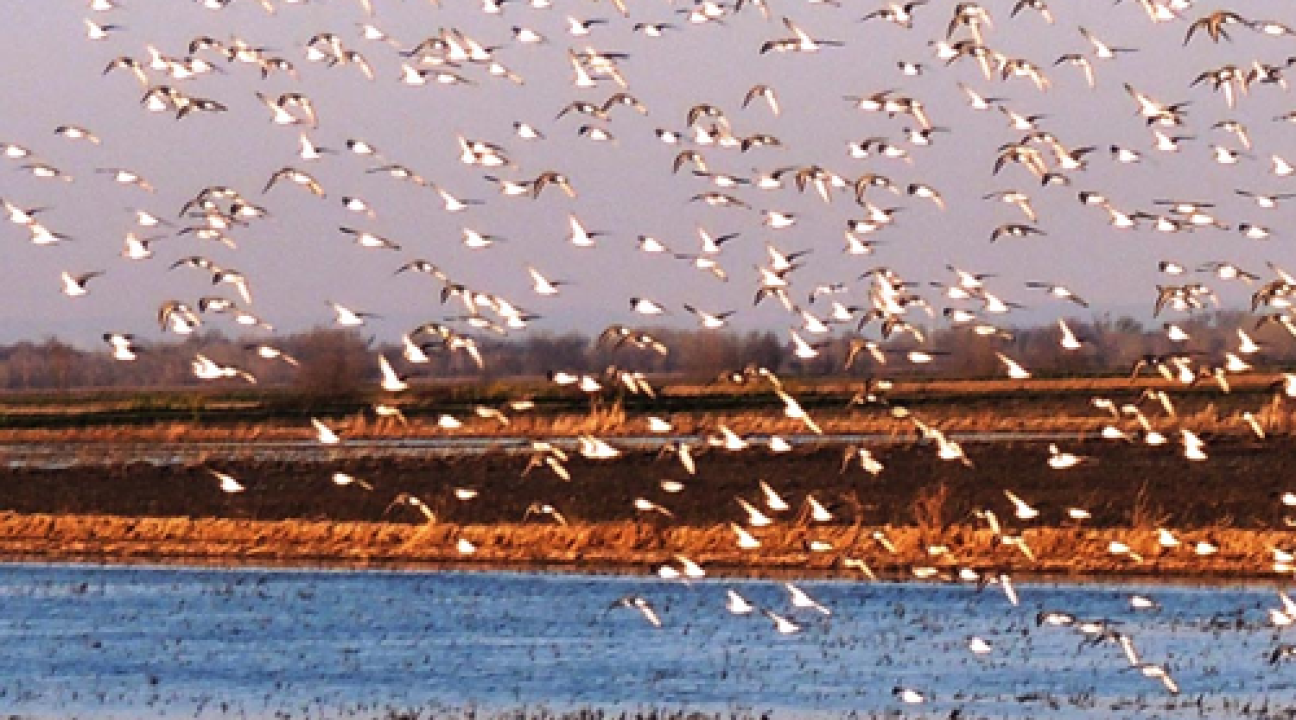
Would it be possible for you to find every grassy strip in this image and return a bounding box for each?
[1,513,1290,579]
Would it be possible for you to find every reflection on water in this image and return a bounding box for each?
[0,432,1071,469]
[3,563,1296,719]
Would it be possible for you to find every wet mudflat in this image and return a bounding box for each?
[0,438,1288,529]
[1,438,1295,576]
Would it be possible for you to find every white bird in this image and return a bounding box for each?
[311,417,341,445]
[378,354,408,392]
[759,480,790,511]
[684,304,732,329]
[1109,540,1144,563]
[104,333,138,361]
[462,227,501,250]
[1135,663,1180,695]
[725,588,755,615]
[634,497,674,518]
[675,555,705,578]
[1130,594,1160,611]
[1047,444,1084,469]
[892,687,925,704]
[328,301,375,327]
[1237,329,1261,355]
[575,435,618,460]
[659,480,686,494]
[210,469,244,494]
[331,472,374,490]
[762,608,801,634]
[121,233,158,260]
[768,436,793,453]
[790,330,820,359]
[805,494,833,522]
[731,522,761,549]
[527,266,567,296]
[996,352,1032,379]
[1181,428,1208,461]
[1004,490,1040,520]
[736,497,773,527]
[662,442,696,475]
[609,595,662,627]
[993,572,1019,606]
[191,354,256,384]
[1058,319,1083,349]
[630,297,667,315]
[1156,527,1181,549]
[567,214,603,248]
[60,271,103,297]
[784,582,830,615]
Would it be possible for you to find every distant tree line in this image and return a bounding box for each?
[0,311,1290,392]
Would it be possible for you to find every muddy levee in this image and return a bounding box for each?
[0,436,1292,578]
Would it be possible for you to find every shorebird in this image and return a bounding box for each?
[996,352,1032,379]
[630,297,667,315]
[1004,490,1039,520]
[785,582,831,615]
[103,333,138,361]
[377,355,407,392]
[731,523,761,549]
[1134,663,1180,694]
[527,266,568,296]
[331,473,374,491]
[210,470,245,494]
[607,596,661,627]
[264,167,325,196]
[328,301,376,327]
[1185,10,1248,44]
[256,92,318,128]
[192,354,256,384]
[762,608,801,634]
[736,496,773,527]
[311,418,341,445]
[892,687,925,704]
[725,589,756,615]
[1047,444,1085,469]
[683,304,733,329]
[1181,428,1208,461]
[59,271,103,297]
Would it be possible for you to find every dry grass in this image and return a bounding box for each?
[1129,481,1171,530]
[0,513,1288,579]
[910,482,951,534]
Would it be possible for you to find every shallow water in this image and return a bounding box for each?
[4,563,1296,719]
[0,432,1070,469]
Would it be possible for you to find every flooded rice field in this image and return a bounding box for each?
[5,563,1296,719]
[0,433,1073,470]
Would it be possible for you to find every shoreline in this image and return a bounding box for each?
[2,513,1294,582]
[1,433,1295,582]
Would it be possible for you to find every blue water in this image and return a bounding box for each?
[3,563,1296,719]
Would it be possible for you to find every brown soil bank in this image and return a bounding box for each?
[1,438,1295,578]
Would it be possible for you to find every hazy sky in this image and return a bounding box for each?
[2,0,1295,349]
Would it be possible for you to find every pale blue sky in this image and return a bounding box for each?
[1,0,1294,347]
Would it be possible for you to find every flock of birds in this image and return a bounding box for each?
[16,0,1296,712]
[21,566,1296,719]
[12,0,1296,377]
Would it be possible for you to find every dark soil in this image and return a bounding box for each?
[0,437,1288,532]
